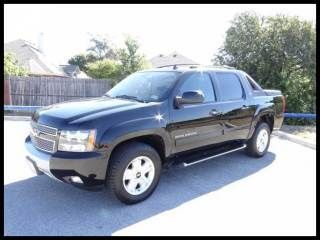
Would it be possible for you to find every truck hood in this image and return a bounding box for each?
[32,97,148,126]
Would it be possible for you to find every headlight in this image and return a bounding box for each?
[58,130,96,152]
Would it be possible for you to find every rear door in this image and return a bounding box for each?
[168,71,224,153]
[212,71,255,141]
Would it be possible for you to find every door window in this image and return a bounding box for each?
[215,72,244,101]
[179,73,215,103]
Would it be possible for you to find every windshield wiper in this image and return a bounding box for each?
[114,95,147,103]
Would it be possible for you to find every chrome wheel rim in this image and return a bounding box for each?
[256,128,269,153]
[123,156,155,195]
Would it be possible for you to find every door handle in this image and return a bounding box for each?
[209,109,220,116]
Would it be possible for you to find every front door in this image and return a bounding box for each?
[168,72,224,153]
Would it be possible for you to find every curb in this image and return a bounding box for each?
[273,130,316,150]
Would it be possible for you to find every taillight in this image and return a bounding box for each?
[281,96,286,113]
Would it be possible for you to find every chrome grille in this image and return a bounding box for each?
[31,121,58,136]
[30,122,58,153]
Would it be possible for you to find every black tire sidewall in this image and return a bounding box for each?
[254,123,270,156]
[247,122,271,157]
[108,142,162,204]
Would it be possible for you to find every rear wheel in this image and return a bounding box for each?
[246,122,270,158]
[107,142,162,204]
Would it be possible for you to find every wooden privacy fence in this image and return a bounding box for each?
[7,76,111,106]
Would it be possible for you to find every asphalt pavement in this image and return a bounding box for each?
[4,120,316,236]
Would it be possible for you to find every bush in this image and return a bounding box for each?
[86,59,122,86]
[4,53,28,77]
[284,118,315,126]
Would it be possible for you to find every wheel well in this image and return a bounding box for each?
[109,135,166,164]
[259,114,274,132]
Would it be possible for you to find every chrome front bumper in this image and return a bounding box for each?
[25,138,62,182]
[25,135,108,190]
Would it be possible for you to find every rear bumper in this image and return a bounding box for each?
[25,136,108,191]
[274,112,285,131]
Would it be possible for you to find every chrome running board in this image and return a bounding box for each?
[182,144,247,167]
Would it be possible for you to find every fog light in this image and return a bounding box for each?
[70,176,83,184]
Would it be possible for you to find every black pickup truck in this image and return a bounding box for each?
[25,65,285,204]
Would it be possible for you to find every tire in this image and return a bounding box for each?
[106,141,162,204]
[246,122,271,158]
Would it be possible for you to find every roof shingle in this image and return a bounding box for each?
[4,39,66,77]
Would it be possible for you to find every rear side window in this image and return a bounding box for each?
[215,72,244,101]
[246,74,262,91]
[179,72,215,102]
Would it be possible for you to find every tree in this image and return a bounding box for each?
[87,36,117,60]
[69,36,117,72]
[68,53,97,72]
[117,36,148,80]
[213,12,316,122]
[86,59,121,85]
[214,12,263,77]
[68,35,149,86]
[4,53,28,77]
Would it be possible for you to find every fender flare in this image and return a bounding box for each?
[99,117,172,159]
[248,106,275,139]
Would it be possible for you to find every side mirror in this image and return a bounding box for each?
[175,90,204,108]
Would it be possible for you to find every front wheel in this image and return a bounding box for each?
[246,122,270,158]
[107,142,162,204]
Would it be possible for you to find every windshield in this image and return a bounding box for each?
[106,71,180,102]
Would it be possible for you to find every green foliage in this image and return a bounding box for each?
[68,36,116,72]
[213,12,316,125]
[4,53,28,77]
[284,118,315,126]
[87,36,117,60]
[116,36,148,83]
[68,53,97,72]
[86,59,121,86]
[68,36,148,85]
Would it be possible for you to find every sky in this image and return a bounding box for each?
[4,4,316,65]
